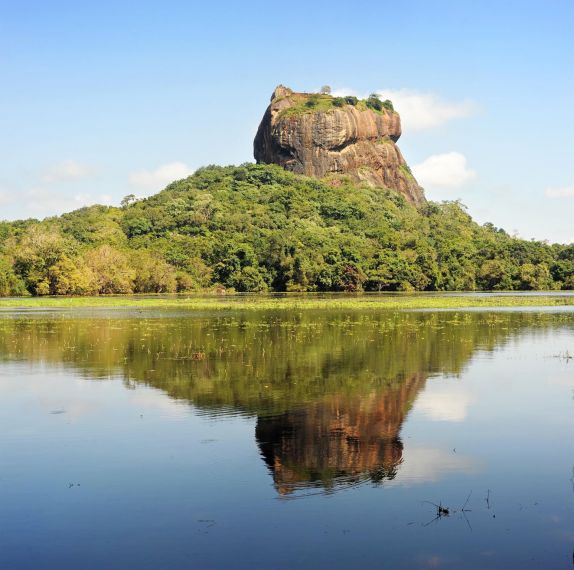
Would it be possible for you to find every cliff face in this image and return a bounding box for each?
[254,85,425,206]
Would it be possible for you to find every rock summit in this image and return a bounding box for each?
[254,85,425,206]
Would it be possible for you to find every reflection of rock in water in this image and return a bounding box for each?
[256,373,426,495]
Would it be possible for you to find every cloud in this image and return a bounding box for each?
[129,388,189,419]
[378,89,475,131]
[331,88,475,131]
[386,446,479,487]
[26,187,113,216]
[544,186,574,198]
[0,190,14,205]
[412,152,476,189]
[129,162,195,191]
[331,87,360,98]
[413,384,473,422]
[42,160,94,183]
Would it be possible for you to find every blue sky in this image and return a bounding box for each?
[1,0,573,242]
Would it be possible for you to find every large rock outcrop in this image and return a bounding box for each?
[254,85,425,206]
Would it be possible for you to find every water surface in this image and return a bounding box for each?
[0,309,573,568]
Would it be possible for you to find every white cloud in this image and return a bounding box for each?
[129,388,189,419]
[544,186,574,198]
[0,190,14,205]
[42,159,93,182]
[129,161,195,191]
[412,152,476,189]
[26,187,113,217]
[331,87,360,98]
[378,89,475,131]
[331,88,475,131]
[386,446,478,487]
[413,384,473,422]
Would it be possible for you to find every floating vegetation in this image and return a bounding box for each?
[1,293,574,311]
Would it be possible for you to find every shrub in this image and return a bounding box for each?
[382,99,394,112]
[366,95,383,111]
[305,94,320,108]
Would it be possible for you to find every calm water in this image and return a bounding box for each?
[1,308,574,569]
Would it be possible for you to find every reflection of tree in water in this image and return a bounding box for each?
[256,373,426,495]
[0,310,571,495]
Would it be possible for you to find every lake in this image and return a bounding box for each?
[1,307,573,569]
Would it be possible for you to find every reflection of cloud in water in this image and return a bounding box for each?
[128,388,190,419]
[386,446,478,487]
[38,397,101,420]
[545,369,574,387]
[2,365,189,422]
[14,371,105,420]
[256,373,481,496]
[413,379,473,422]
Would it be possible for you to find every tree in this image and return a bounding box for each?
[122,215,152,238]
[48,256,96,295]
[0,256,27,296]
[121,194,138,208]
[0,163,570,296]
[382,99,394,111]
[478,259,512,290]
[519,263,553,290]
[85,245,135,294]
[12,225,72,294]
[366,94,383,111]
[320,85,331,95]
[131,251,177,293]
[336,264,366,292]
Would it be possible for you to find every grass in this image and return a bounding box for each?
[277,93,395,120]
[0,293,574,311]
[399,164,415,180]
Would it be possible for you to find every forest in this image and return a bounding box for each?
[0,163,573,296]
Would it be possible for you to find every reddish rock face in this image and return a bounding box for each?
[256,373,427,496]
[254,85,426,207]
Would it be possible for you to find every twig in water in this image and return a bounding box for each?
[553,350,573,361]
[461,491,472,512]
[422,500,450,526]
[460,491,473,531]
[422,492,473,530]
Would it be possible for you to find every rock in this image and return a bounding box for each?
[254,85,425,206]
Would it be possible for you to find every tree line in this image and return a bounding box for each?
[1,163,573,296]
